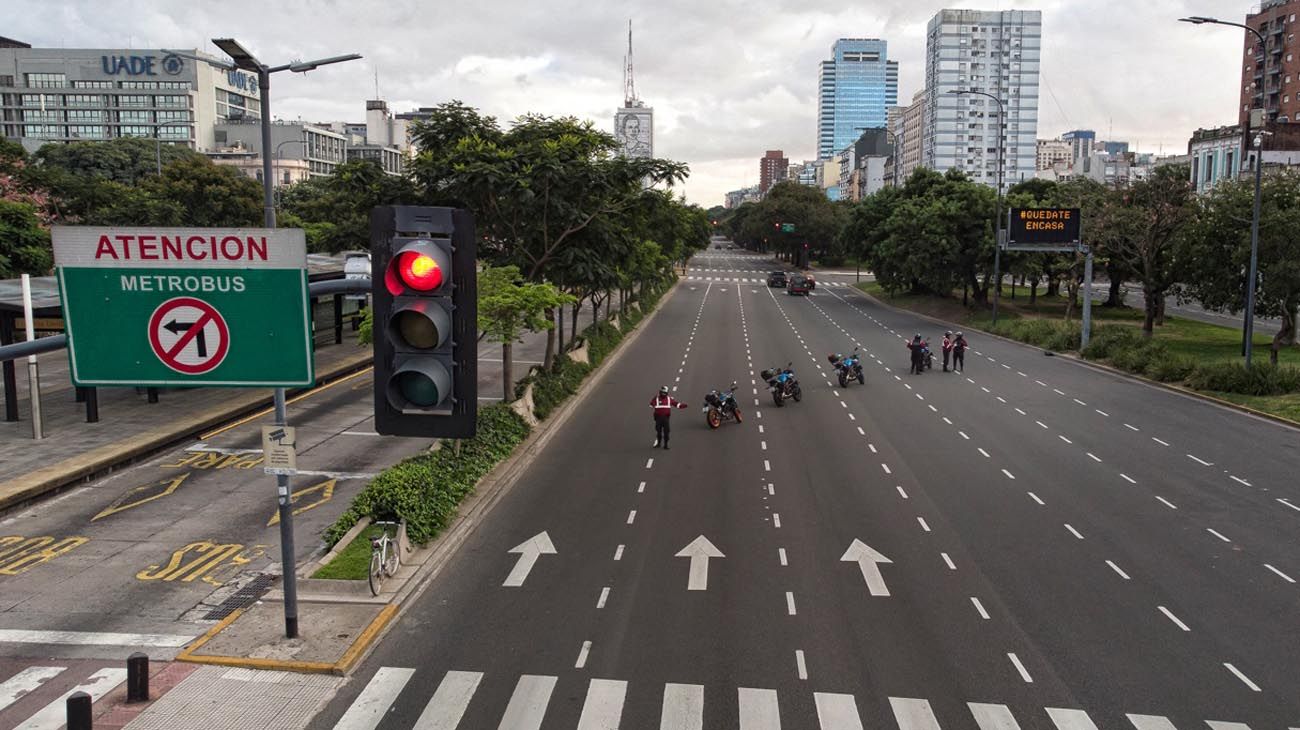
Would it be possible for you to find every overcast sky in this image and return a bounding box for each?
[10,0,1257,207]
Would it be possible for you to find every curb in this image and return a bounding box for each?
[174,603,397,675]
[847,285,1300,433]
[176,283,680,676]
[0,352,373,515]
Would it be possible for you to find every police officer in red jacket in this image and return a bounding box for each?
[650,385,687,449]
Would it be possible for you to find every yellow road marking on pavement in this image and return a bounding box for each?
[267,479,336,526]
[0,535,90,576]
[137,541,266,585]
[199,366,375,440]
[159,451,262,471]
[93,474,191,522]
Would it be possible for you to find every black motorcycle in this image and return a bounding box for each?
[761,363,802,407]
[828,347,866,387]
[704,383,743,429]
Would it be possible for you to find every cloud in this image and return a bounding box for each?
[5,0,1256,205]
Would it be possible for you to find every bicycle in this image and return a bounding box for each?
[368,520,401,596]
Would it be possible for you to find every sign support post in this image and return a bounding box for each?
[1082,246,1094,351]
[21,274,42,440]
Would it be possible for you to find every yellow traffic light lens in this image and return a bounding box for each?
[396,310,440,349]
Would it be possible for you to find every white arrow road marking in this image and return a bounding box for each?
[503,532,557,587]
[841,539,894,596]
[676,536,724,591]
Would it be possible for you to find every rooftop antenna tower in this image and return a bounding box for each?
[623,20,639,107]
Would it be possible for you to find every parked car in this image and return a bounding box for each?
[787,274,811,295]
[767,271,787,288]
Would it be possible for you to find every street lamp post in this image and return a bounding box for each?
[273,139,307,196]
[948,89,1006,325]
[154,119,194,175]
[1180,16,1266,368]
[184,39,361,640]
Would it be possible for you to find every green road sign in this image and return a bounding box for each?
[52,226,314,388]
[781,223,796,233]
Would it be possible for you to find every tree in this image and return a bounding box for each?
[34,137,204,185]
[478,266,573,400]
[279,160,418,253]
[141,156,262,227]
[1179,170,1300,363]
[1109,165,1194,337]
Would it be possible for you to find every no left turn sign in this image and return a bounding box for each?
[148,297,230,375]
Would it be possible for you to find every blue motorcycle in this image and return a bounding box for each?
[828,346,866,387]
[761,363,802,407]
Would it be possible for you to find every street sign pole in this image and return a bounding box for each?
[21,274,42,440]
[1082,246,1094,351]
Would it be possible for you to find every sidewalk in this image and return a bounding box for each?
[0,333,373,513]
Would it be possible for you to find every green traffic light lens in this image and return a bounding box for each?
[397,371,440,407]
[396,310,440,349]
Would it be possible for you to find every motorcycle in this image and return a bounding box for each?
[703,383,743,429]
[921,344,934,371]
[761,363,802,407]
[828,347,865,387]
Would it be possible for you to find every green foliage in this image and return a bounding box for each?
[989,319,1079,351]
[0,200,53,277]
[279,160,418,253]
[357,307,373,346]
[1186,362,1300,396]
[478,265,574,344]
[323,404,531,547]
[524,356,593,419]
[34,137,205,185]
[312,524,389,580]
[1108,340,1170,375]
[1148,355,1197,383]
[142,156,262,227]
[1080,325,1144,360]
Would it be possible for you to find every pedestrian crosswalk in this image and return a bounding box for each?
[0,662,127,730]
[332,667,1259,730]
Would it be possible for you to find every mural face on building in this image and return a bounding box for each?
[615,108,653,158]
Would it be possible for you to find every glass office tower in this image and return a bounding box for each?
[817,39,899,160]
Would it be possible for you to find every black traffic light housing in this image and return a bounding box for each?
[370,206,477,438]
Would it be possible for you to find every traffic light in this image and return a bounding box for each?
[370,206,477,438]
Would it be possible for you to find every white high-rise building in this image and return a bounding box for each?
[922,9,1041,192]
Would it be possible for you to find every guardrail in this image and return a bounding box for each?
[1,278,371,427]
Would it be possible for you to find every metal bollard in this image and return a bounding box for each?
[66,690,92,730]
[86,387,99,424]
[147,387,159,404]
[126,652,149,702]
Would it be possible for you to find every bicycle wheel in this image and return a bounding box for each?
[383,539,400,576]
[368,550,383,596]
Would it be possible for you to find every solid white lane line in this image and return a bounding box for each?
[576,679,627,730]
[1125,423,1140,431]
[968,703,1023,730]
[1155,496,1178,510]
[1086,452,1102,462]
[1002,469,1016,480]
[596,587,610,609]
[333,667,415,730]
[1152,437,1170,446]
[786,591,797,615]
[882,463,892,474]
[1007,653,1033,683]
[575,640,593,668]
[1158,606,1191,632]
[499,674,559,730]
[0,667,64,713]
[1058,435,1073,444]
[1223,663,1262,692]
[1028,492,1044,505]
[918,517,931,532]
[1065,524,1084,539]
[1120,474,1137,484]
[889,697,942,730]
[1046,708,1101,730]
[1265,564,1297,583]
[773,513,781,528]
[1187,454,1214,466]
[897,486,909,499]
[660,683,704,730]
[814,692,865,730]
[1107,560,1132,580]
[942,553,956,570]
[978,448,991,458]
[1206,528,1231,542]
[738,687,781,729]
[779,548,788,566]
[614,545,624,561]
[971,597,990,620]
[627,510,637,524]
[413,670,484,730]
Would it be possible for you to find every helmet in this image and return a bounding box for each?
[659,385,669,394]
[945,331,952,336]
[913,334,922,341]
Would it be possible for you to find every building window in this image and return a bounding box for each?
[25,73,67,88]
[20,93,55,107]
[23,110,62,123]
[118,95,152,107]
[73,80,114,89]
[65,94,105,107]
[68,125,107,139]
[119,81,160,89]
[23,124,63,138]
[158,81,191,89]
[67,109,106,122]
[117,125,153,138]
[118,110,152,123]
[158,125,189,140]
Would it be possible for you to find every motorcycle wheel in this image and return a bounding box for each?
[792,386,802,402]
[706,409,721,429]
[838,371,848,388]
[773,392,784,407]
[857,370,865,385]
[733,407,743,423]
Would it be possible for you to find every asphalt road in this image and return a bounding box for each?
[301,246,1298,729]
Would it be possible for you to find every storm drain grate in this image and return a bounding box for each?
[203,573,275,621]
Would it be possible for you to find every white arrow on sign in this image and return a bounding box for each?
[840,539,894,596]
[503,532,557,587]
[675,535,724,591]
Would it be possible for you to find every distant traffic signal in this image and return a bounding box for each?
[370,206,477,438]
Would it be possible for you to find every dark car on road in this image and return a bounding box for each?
[787,274,811,295]
[767,271,787,288]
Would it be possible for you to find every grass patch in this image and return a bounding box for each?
[312,524,387,580]
[1205,391,1300,422]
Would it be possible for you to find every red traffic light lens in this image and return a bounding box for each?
[398,250,444,291]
